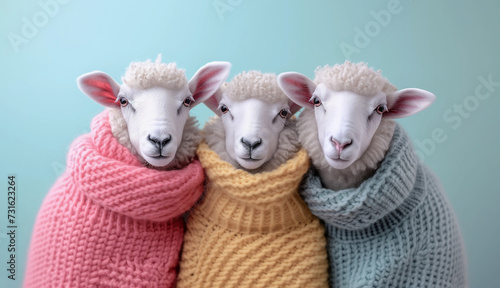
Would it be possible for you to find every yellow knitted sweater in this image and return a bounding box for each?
[177,143,329,288]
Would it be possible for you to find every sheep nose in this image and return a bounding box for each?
[148,134,172,150]
[331,138,352,153]
[241,137,262,150]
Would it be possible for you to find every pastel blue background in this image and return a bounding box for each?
[1,0,499,287]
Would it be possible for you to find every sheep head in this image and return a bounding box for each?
[204,71,301,171]
[77,56,231,168]
[278,62,435,170]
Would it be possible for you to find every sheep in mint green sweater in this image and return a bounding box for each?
[278,61,467,288]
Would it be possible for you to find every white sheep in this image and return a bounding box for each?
[80,55,231,170]
[24,55,230,287]
[278,61,467,288]
[177,71,329,288]
[202,70,303,172]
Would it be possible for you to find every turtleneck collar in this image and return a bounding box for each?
[196,142,314,233]
[68,110,205,222]
[301,123,428,239]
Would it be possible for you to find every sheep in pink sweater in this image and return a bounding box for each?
[24,55,231,288]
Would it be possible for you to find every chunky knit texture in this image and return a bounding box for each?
[177,143,329,288]
[300,124,468,287]
[24,110,205,288]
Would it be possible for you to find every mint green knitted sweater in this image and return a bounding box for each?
[300,124,467,287]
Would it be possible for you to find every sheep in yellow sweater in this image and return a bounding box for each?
[177,71,329,288]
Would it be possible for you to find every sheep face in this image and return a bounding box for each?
[77,60,231,168]
[311,85,387,169]
[117,84,193,167]
[218,95,292,170]
[278,70,435,170]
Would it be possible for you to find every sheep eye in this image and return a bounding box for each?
[375,104,388,115]
[279,109,289,118]
[313,97,322,107]
[183,97,193,107]
[220,104,229,114]
[119,98,128,107]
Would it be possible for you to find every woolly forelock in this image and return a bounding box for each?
[314,61,398,97]
[224,71,289,103]
[122,54,188,90]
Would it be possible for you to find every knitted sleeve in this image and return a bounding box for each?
[300,127,420,230]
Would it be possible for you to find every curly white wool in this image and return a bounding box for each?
[122,55,188,90]
[315,61,397,97]
[224,71,289,103]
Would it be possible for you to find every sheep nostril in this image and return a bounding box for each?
[241,138,262,150]
[331,138,353,153]
[161,135,171,147]
[251,138,262,150]
[148,135,161,148]
[240,138,248,148]
[148,134,172,150]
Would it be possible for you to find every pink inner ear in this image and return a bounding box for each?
[386,95,427,117]
[85,78,112,91]
[192,67,224,100]
[84,78,119,107]
[283,77,313,101]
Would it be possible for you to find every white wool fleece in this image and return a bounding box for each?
[315,61,397,97]
[122,55,188,90]
[224,71,290,103]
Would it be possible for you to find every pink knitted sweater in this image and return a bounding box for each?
[24,111,205,288]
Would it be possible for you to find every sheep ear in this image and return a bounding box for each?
[188,61,231,109]
[278,72,316,109]
[289,101,302,115]
[204,88,224,116]
[77,71,121,108]
[385,88,436,119]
